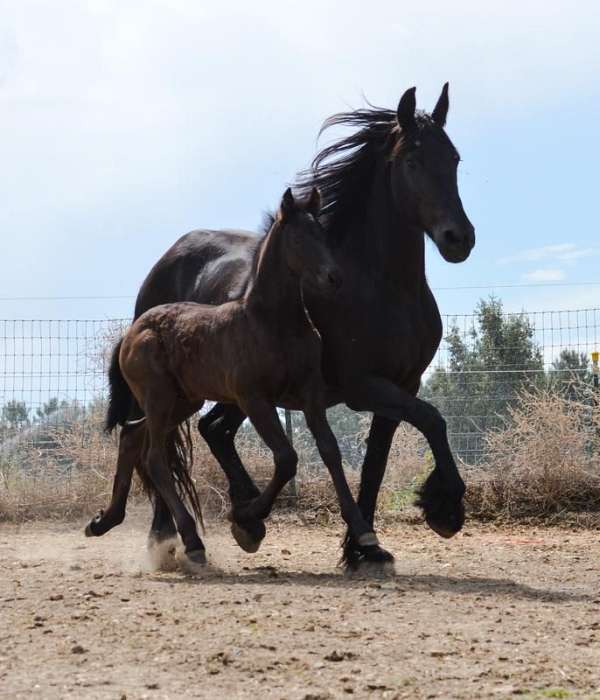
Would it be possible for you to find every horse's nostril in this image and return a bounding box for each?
[443,229,461,247]
[328,271,342,289]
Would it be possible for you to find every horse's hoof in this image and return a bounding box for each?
[342,543,395,578]
[230,520,265,553]
[415,473,465,539]
[348,557,396,578]
[147,537,179,572]
[425,518,459,539]
[180,548,207,575]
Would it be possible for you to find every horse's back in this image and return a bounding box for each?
[134,228,260,318]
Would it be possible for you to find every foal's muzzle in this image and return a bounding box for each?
[316,266,343,295]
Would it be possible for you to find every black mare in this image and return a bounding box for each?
[113,84,475,570]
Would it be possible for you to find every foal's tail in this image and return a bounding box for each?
[105,337,203,526]
[138,421,204,529]
[105,337,133,433]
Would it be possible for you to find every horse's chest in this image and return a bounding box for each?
[324,294,441,384]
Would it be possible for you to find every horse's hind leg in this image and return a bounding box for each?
[198,403,266,551]
[84,421,145,537]
[229,399,298,549]
[198,404,261,504]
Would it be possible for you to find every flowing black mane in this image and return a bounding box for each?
[294,107,397,243]
[261,105,436,245]
[296,106,440,243]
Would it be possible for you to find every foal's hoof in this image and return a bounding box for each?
[147,537,179,572]
[180,548,207,575]
[84,510,104,537]
[230,519,266,554]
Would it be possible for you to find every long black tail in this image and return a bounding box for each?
[105,338,133,433]
[137,421,204,528]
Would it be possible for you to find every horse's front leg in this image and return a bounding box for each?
[346,376,465,539]
[341,414,398,571]
[302,403,392,571]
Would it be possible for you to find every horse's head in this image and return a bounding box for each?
[277,187,343,296]
[389,84,475,263]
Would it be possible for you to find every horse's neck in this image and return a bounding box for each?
[340,161,426,295]
[244,227,307,327]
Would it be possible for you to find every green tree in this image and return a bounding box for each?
[422,297,544,462]
[1,400,30,430]
[35,397,69,421]
[548,349,590,400]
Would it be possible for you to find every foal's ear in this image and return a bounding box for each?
[280,187,296,219]
[397,87,417,132]
[432,82,449,127]
[306,187,322,218]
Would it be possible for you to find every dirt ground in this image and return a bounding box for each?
[1,512,600,700]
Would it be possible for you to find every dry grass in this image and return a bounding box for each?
[3,386,600,527]
[0,409,121,521]
[0,410,428,526]
[465,385,600,524]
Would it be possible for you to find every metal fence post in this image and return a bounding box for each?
[284,409,298,499]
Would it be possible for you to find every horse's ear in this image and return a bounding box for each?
[306,187,322,217]
[397,87,417,132]
[432,82,449,127]
[280,187,296,219]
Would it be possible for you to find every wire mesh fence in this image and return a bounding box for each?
[0,308,599,477]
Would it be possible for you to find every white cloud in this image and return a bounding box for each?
[500,244,599,265]
[521,268,566,283]
[500,243,575,264]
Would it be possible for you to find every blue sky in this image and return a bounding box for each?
[2,0,600,321]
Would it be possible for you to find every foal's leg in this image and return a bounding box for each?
[229,399,298,550]
[341,415,398,571]
[84,420,145,537]
[303,404,388,565]
[144,412,206,572]
[124,399,179,551]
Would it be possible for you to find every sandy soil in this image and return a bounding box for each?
[1,512,600,700]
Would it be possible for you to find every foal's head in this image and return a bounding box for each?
[389,83,475,263]
[276,187,342,295]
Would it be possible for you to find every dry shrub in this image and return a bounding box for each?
[0,409,431,526]
[0,407,120,521]
[466,385,600,523]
